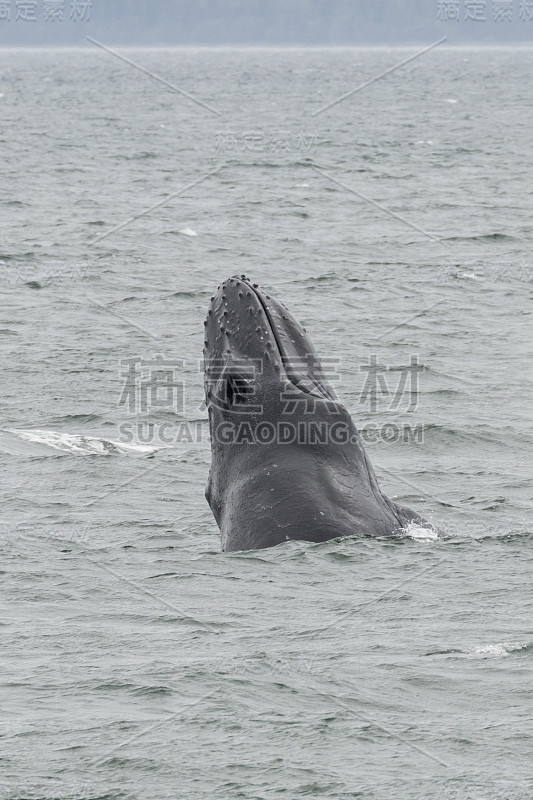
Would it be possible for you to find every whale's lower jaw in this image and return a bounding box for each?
[220,500,440,552]
[213,459,430,553]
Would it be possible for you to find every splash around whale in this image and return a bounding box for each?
[204,275,441,552]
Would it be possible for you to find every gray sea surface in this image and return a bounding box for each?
[1,46,532,800]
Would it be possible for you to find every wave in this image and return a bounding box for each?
[402,522,440,541]
[45,414,104,425]
[166,289,207,298]
[0,251,37,261]
[440,232,516,243]
[426,641,532,658]
[2,429,162,456]
[470,642,531,657]
[414,422,530,448]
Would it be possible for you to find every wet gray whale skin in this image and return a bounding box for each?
[204,275,440,553]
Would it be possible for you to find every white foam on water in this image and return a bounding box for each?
[459,270,483,281]
[7,429,161,455]
[471,642,529,658]
[402,522,440,541]
[178,227,198,237]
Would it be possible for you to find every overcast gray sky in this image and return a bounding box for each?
[1,0,533,46]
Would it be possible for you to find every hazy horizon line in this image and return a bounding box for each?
[2,41,533,50]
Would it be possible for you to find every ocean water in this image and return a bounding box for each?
[1,46,532,800]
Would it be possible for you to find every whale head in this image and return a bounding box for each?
[203,273,343,415]
[203,275,432,551]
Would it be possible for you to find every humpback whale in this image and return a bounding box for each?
[204,276,440,552]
